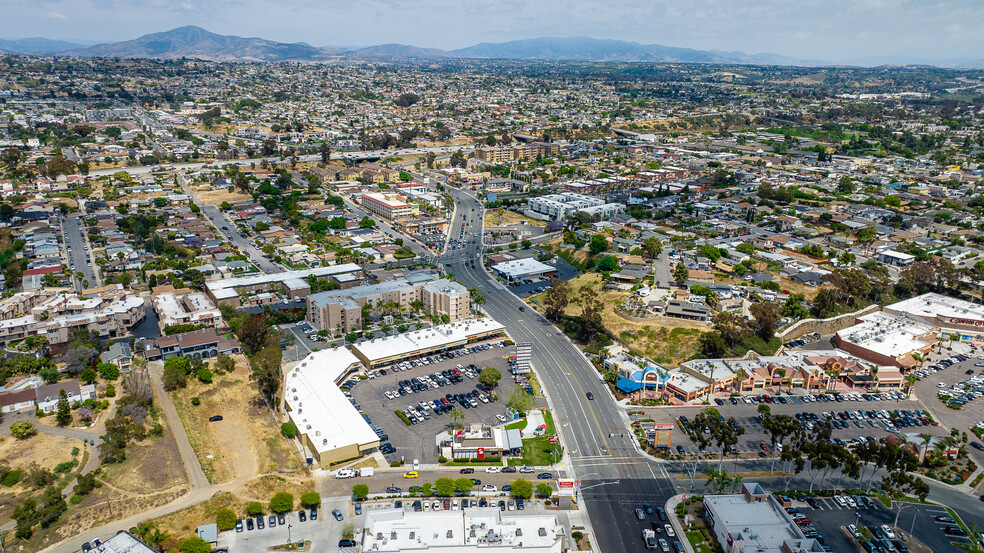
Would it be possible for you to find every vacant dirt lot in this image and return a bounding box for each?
[148,491,246,552]
[194,186,252,205]
[530,272,706,365]
[0,433,86,523]
[171,357,303,485]
[485,208,546,228]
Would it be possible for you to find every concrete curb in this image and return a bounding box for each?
[665,494,695,553]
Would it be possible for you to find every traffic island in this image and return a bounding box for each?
[268,540,310,551]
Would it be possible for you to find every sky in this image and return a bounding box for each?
[2,0,983,64]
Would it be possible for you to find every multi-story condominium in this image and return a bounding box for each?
[0,285,145,345]
[528,192,623,220]
[359,192,419,222]
[307,278,469,333]
[142,327,242,361]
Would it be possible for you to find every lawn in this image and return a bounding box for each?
[506,411,560,466]
[686,530,715,553]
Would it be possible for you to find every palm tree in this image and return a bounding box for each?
[775,368,787,394]
[734,368,749,393]
[147,527,168,552]
[904,373,917,398]
[918,433,933,463]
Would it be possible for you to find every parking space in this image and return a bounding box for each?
[790,494,971,553]
[653,391,950,456]
[348,341,520,464]
[505,249,582,297]
[910,352,984,465]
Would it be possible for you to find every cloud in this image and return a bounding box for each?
[44,12,67,19]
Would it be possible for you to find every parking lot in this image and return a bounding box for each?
[348,340,526,464]
[505,249,582,297]
[788,493,975,553]
[216,496,355,553]
[909,350,984,465]
[646,391,951,457]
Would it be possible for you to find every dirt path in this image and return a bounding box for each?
[147,361,210,491]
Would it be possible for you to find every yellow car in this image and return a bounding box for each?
[403,471,418,479]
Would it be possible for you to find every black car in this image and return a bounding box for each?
[208,415,223,422]
[502,466,517,473]
[413,500,422,511]
[256,516,264,529]
[298,510,307,522]
[656,506,667,521]
[460,468,475,474]
[537,472,553,480]
[676,445,686,455]
[643,503,654,514]
[516,499,525,510]
[81,543,92,553]
[586,392,594,400]
[386,486,402,494]
[246,518,254,530]
[970,441,984,451]
[339,539,358,547]
[311,507,318,520]
[235,519,244,532]
[277,512,286,525]
[806,497,820,509]
[714,398,725,405]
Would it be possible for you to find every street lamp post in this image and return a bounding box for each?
[575,480,620,502]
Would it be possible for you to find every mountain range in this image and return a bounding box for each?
[0,25,817,65]
[7,25,967,67]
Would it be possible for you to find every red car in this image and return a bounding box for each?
[759,442,770,451]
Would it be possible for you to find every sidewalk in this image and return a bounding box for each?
[665,494,695,553]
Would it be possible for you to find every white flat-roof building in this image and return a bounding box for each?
[703,483,820,553]
[352,318,506,368]
[834,311,937,368]
[362,508,565,553]
[490,258,557,282]
[885,292,984,339]
[528,192,605,220]
[283,348,379,467]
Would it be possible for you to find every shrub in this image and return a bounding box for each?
[197,368,213,384]
[10,421,36,439]
[353,484,369,500]
[280,423,297,438]
[191,397,200,406]
[2,469,22,487]
[105,383,116,397]
[70,494,84,505]
[178,536,212,553]
[270,492,294,513]
[396,410,412,426]
[300,491,321,508]
[246,501,263,516]
[216,508,237,531]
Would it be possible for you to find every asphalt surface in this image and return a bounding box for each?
[62,214,97,287]
[177,173,282,273]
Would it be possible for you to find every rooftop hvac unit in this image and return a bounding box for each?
[292,388,296,393]
[315,431,320,436]
[322,438,327,445]
[293,396,298,401]
[298,409,302,414]
[306,424,312,430]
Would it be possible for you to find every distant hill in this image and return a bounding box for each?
[348,43,451,59]
[12,26,823,65]
[0,37,84,55]
[62,25,333,62]
[450,36,803,65]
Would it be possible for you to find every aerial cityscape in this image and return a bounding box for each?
[2,3,984,553]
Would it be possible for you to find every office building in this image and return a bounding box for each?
[359,192,419,222]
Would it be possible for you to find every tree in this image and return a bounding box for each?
[642,237,663,259]
[435,478,456,497]
[98,362,120,380]
[534,483,552,498]
[508,388,535,415]
[163,359,188,390]
[281,422,298,438]
[61,346,96,375]
[246,501,264,516]
[237,314,270,354]
[448,408,465,428]
[269,492,294,513]
[597,255,619,272]
[837,176,855,194]
[704,466,741,494]
[510,478,533,499]
[748,302,781,341]
[216,508,238,531]
[56,389,72,426]
[353,484,369,500]
[79,368,97,384]
[216,354,236,373]
[196,367,213,383]
[673,261,688,285]
[454,478,475,494]
[542,279,571,321]
[251,345,283,402]
[178,536,212,553]
[588,234,608,254]
[479,367,501,388]
[359,216,376,228]
[300,491,321,508]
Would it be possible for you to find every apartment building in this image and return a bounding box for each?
[528,192,623,220]
[151,286,222,330]
[306,278,469,333]
[204,264,363,307]
[359,192,419,222]
[142,327,242,361]
[0,285,145,346]
[474,142,560,162]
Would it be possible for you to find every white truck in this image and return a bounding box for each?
[334,468,356,479]
[358,467,374,477]
[642,529,658,550]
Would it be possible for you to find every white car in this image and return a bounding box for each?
[482,485,497,492]
[881,525,896,539]
[485,466,500,473]
[834,495,847,507]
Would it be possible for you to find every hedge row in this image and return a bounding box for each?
[396,410,412,426]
